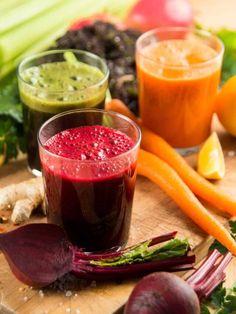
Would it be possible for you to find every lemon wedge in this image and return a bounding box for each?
[197,132,225,180]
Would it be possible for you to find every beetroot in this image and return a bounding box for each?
[124,250,233,314]
[0,224,231,292]
[124,272,200,314]
[0,224,195,287]
[0,224,72,287]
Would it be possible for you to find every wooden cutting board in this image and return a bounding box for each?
[0,120,236,314]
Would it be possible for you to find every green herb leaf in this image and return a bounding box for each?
[0,117,25,162]
[200,304,211,314]
[224,295,236,312]
[197,26,236,85]
[0,72,25,163]
[216,309,230,314]
[209,240,229,254]
[209,284,226,308]
[201,283,236,313]
[229,221,236,235]
[202,220,236,313]
[210,220,236,254]
[0,73,22,120]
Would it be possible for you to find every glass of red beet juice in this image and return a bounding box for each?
[38,109,141,252]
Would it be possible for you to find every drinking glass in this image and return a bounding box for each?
[136,27,224,153]
[38,109,141,252]
[18,49,109,176]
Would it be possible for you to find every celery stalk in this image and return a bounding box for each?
[0,24,67,79]
[0,0,27,15]
[0,0,109,65]
[0,0,111,78]
[0,0,65,34]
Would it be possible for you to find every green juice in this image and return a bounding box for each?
[19,60,107,174]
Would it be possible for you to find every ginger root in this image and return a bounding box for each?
[0,177,45,224]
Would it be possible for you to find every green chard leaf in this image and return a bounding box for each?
[142,238,189,261]
[90,238,189,267]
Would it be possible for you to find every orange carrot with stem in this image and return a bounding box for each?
[138,149,236,255]
[141,127,236,216]
[106,99,236,216]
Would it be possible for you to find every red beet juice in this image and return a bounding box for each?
[41,125,137,252]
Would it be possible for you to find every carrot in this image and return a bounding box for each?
[106,99,141,123]
[140,128,236,217]
[106,99,236,216]
[138,149,236,255]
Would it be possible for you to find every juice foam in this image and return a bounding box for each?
[44,125,134,161]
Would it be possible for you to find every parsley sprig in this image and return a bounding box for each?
[201,283,236,314]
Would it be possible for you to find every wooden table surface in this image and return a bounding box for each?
[0,1,236,313]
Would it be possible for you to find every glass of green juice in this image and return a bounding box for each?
[18,49,109,176]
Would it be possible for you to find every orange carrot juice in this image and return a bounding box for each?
[136,28,224,149]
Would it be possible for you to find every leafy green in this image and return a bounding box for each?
[200,304,211,314]
[0,72,25,163]
[0,73,22,120]
[224,295,236,312]
[142,238,189,261]
[210,284,226,308]
[229,221,236,236]
[209,240,229,255]
[201,283,236,314]
[91,238,189,267]
[216,29,236,84]
[210,221,236,254]
[196,25,236,84]
[201,221,236,313]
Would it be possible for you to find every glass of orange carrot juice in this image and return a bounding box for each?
[136,27,224,152]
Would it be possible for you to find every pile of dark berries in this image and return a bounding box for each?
[54,21,141,114]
